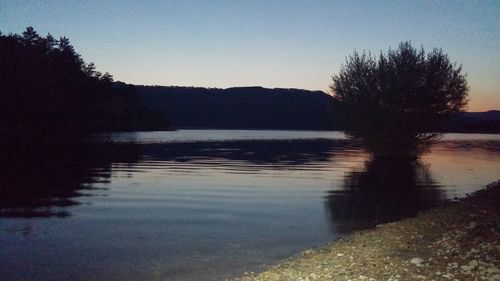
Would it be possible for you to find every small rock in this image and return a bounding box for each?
[487,267,500,274]
[469,260,478,268]
[461,265,473,273]
[442,273,454,279]
[469,248,479,254]
[411,257,424,265]
[303,249,314,255]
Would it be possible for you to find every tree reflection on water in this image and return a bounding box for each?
[325,156,444,233]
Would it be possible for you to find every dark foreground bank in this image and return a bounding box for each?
[232,181,500,281]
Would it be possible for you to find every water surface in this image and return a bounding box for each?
[1,130,499,281]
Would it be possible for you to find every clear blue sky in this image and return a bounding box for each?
[1,0,498,111]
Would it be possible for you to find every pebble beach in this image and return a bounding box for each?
[233,181,500,281]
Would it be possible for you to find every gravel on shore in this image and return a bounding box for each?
[231,181,500,281]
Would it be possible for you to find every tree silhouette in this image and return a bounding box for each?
[330,42,469,157]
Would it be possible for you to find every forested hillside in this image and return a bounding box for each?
[138,86,340,130]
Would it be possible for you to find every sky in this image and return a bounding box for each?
[0,0,498,111]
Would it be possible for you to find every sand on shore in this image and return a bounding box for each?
[232,181,500,281]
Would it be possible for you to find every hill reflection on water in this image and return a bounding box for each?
[1,139,349,218]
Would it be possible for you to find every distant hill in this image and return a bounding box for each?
[458,110,500,121]
[137,86,340,130]
[443,110,500,133]
[136,84,499,133]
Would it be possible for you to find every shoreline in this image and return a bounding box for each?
[232,181,500,281]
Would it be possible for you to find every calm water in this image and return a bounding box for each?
[1,130,499,281]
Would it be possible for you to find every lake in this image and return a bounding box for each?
[1,130,499,281]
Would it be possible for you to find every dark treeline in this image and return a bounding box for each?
[0,27,167,142]
[138,86,340,130]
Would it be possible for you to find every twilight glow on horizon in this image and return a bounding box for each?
[1,0,498,111]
